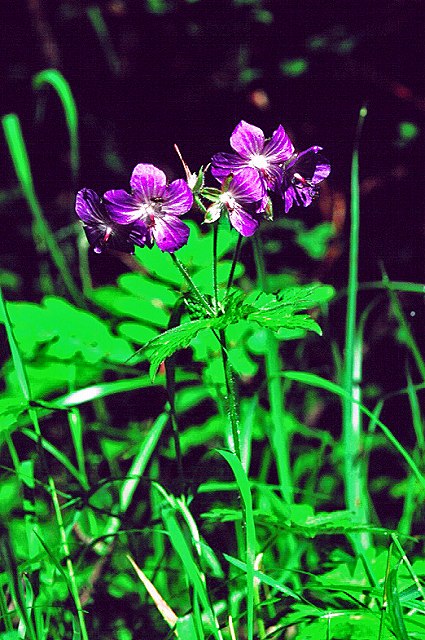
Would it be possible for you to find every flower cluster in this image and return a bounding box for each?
[209,120,331,235]
[76,121,330,252]
[76,163,193,254]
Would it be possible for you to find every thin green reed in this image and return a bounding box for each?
[342,105,369,536]
[1,113,84,306]
[0,287,89,640]
[32,69,80,186]
[252,235,293,504]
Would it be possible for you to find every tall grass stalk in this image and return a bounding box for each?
[252,235,293,504]
[342,105,369,543]
[0,287,89,640]
[32,69,80,186]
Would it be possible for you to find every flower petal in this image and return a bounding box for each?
[152,216,190,253]
[228,168,264,204]
[228,202,259,237]
[204,202,222,224]
[83,223,135,254]
[286,147,331,183]
[263,163,284,191]
[211,152,247,183]
[104,189,141,224]
[230,121,265,158]
[263,125,294,163]
[130,163,167,200]
[162,179,193,216]
[75,189,103,224]
[128,219,151,248]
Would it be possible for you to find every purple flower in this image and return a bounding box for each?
[75,188,149,254]
[282,146,331,213]
[211,120,294,208]
[104,163,193,253]
[204,168,263,237]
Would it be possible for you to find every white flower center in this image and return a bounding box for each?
[137,198,164,222]
[219,192,236,210]
[248,154,268,171]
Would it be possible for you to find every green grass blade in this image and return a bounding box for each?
[387,562,409,640]
[251,235,293,504]
[68,408,89,490]
[1,113,83,306]
[162,508,223,640]
[32,69,79,183]
[218,449,256,640]
[95,411,168,554]
[21,427,85,486]
[406,368,424,451]
[359,280,425,294]
[223,554,300,601]
[0,527,37,640]
[86,5,121,75]
[342,104,367,527]
[283,371,425,491]
[48,374,198,409]
[383,272,425,381]
[127,554,178,630]
[0,286,31,402]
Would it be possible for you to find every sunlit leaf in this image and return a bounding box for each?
[295,222,336,259]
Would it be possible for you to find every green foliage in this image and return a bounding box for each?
[1,33,424,639]
[32,69,79,182]
[141,284,334,379]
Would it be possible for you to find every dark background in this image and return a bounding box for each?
[1,0,424,308]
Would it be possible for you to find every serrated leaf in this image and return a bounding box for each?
[295,222,336,259]
[249,309,322,334]
[142,317,226,380]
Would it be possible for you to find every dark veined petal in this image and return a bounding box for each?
[75,188,103,225]
[263,125,294,163]
[152,215,190,253]
[128,219,151,248]
[211,152,247,183]
[227,201,259,237]
[263,163,284,192]
[83,224,135,254]
[282,146,331,212]
[230,121,265,158]
[130,163,167,201]
[283,180,319,212]
[285,146,330,183]
[228,168,264,204]
[283,186,297,214]
[104,189,141,224]
[162,179,193,216]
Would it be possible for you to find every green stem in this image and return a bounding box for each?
[252,235,293,503]
[166,302,185,489]
[226,234,243,295]
[219,329,241,459]
[170,253,215,317]
[30,408,89,640]
[342,104,368,534]
[213,222,219,309]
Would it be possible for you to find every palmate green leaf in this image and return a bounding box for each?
[140,285,333,378]
[245,283,334,334]
[295,222,336,259]
[4,296,133,365]
[142,316,226,379]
